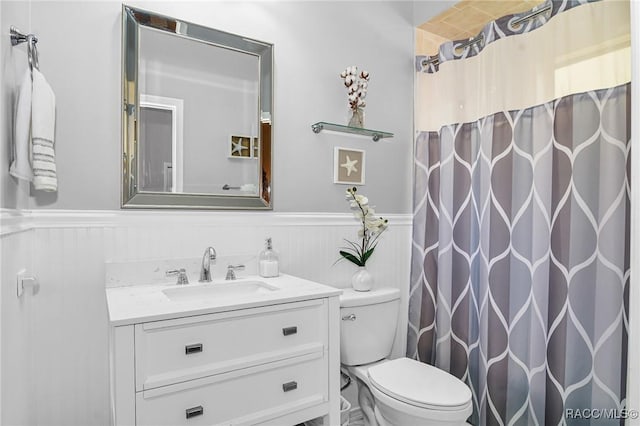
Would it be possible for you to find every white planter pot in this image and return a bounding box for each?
[351,266,373,291]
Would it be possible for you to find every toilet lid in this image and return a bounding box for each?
[368,358,472,411]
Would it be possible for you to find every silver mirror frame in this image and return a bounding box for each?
[122,5,273,209]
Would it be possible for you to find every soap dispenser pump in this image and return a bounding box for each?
[259,237,279,278]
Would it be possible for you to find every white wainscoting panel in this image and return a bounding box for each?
[1,209,412,425]
[0,221,35,426]
[32,226,112,424]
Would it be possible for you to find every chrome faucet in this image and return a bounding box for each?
[199,246,217,282]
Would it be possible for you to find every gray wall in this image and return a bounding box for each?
[1,1,415,213]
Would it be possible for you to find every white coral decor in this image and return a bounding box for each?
[340,66,370,112]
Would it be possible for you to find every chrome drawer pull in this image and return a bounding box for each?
[185,343,203,355]
[185,405,203,419]
[282,326,298,336]
[282,381,298,392]
[342,314,356,321]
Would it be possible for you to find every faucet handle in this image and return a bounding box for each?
[166,268,189,285]
[225,264,245,280]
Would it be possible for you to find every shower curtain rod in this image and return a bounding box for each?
[422,34,483,67]
[421,3,553,68]
[510,4,552,29]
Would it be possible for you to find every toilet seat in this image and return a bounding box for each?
[368,357,472,411]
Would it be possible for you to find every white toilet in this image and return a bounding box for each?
[340,287,473,426]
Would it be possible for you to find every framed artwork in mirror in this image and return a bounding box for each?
[229,135,253,159]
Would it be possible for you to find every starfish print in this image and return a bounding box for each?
[231,139,249,155]
[341,155,358,176]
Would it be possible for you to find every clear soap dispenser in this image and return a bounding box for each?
[259,237,279,278]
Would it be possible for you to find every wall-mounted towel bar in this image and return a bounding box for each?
[10,26,39,70]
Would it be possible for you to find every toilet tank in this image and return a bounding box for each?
[339,287,400,366]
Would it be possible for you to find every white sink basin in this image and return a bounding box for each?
[163,280,279,301]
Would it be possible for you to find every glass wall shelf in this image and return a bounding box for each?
[311,122,393,142]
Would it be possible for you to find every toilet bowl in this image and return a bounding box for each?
[340,288,473,426]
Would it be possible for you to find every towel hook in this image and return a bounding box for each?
[10,26,39,71]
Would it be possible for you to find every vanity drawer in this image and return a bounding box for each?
[135,299,327,390]
[136,351,327,426]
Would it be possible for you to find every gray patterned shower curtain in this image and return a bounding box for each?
[408,1,631,425]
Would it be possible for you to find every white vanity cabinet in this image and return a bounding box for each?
[108,278,341,426]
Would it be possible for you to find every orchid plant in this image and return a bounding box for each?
[340,66,370,112]
[339,187,389,267]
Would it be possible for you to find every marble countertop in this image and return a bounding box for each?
[106,273,343,326]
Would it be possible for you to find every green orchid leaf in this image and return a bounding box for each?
[362,246,376,263]
[339,250,364,267]
[343,239,364,258]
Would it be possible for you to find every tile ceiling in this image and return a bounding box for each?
[418,0,546,42]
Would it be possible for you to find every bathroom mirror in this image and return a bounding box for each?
[122,5,273,209]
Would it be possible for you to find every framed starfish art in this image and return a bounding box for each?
[229,135,253,159]
[334,147,365,185]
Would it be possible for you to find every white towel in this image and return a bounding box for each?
[31,69,57,192]
[9,70,33,181]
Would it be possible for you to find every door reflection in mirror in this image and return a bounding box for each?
[139,95,184,193]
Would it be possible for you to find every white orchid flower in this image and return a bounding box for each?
[365,216,384,229]
[354,194,369,205]
[352,206,371,219]
[352,203,365,213]
[340,188,388,268]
